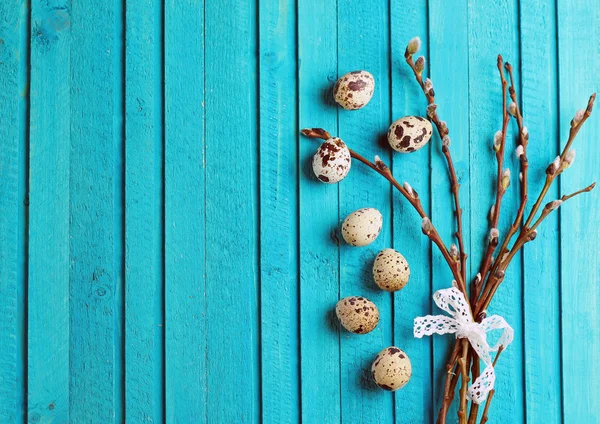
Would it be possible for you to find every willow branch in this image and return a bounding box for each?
[523,93,596,230]
[437,342,461,424]
[457,339,471,424]
[476,182,596,314]
[405,49,468,283]
[490,62,529,279]
[472,56,510,303]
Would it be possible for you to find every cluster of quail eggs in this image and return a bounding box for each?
[310,71,433,184]
[306,68,435,393]
[333,206,412,391]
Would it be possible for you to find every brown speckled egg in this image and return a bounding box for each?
[312,137,352,183]
[371,346,412,391]
[341,208,383,247]
[373,248,410,292]
[333,70,375,110]
[387,116,433,153]
[335,296,379,334]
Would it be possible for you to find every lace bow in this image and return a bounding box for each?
[413,287,514,404]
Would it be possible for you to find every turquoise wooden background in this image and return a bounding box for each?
[1,0,599,422]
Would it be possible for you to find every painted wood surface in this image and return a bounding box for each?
[1,0,599,423]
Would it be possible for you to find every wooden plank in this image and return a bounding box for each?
[390,2,432,422]
[69,0,122,420]
[520,0,562,421]
[467,0,524,421]
[125,0,164,421]
[297,0,341,421]
[337,1,393,423]
[204,0,260,421]
[27,0,70,422]
[163,0,206,422]
[557,0,600,421]
[258,0,299,422]
[0,1,28,422]
[428,0,470,418]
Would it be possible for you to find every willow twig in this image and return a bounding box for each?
[476,182,596,314]
[405,46,468,284]
[457,339,471,424]
[472,56,510,304]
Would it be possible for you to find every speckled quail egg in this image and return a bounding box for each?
[335,296,379,334]
[372,248,410,292]
[371,346,412,391]
[341,208,383,247]
[312,137,352,184]
[333,70,375,110]
[387,116,433,153]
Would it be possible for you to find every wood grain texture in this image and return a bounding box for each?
[390,2,433,422]
[125,0,164,421]
[69,0,123,421]
[468,0,525,421]
[27,0,70,422]
[258,0,300,422]
[205,0,260,422]
[0,1,28,423]
[297,0,341,421]
[164,0,206,422]
[557,0,600,421]
[337,1,393,423]
[428,1,470,418]
[520,0,562,421]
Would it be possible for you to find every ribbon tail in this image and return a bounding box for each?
[414,315,458,338]
[467,364,496,404]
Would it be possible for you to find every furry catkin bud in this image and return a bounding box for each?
[423,78,434,95]
[519,172,523,182]
[406,37,422,55]
[474,273,482,285]
[426,103,437,119]
[546,156,561,175]
[564,149,576,167]
[439,121,448,132]
[442,135,451,148]
[489,205,495,222]
[527,229,538,241]
[451,279,458,289]
[501,168,511,189]
[521,126,529,140]
[415,56,425,73]
[515,145,524,159]
[508,102,518,116]
[421,217,433,235]
[374,155,388,172]
[493,131,503,152]
[449,244,459,261]
[403,182,414,197]
[571,109,585,127]
[545,199,562,211]
[489,228,499,243]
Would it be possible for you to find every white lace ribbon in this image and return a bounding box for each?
[413,287,514,404]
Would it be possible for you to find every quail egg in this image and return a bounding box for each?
[387,116,433,153]
[312,137,352,183]
[372,248,410,292]
[341,208,383,247]
[371,346,412,391]
[335,296,379,334]
[333,70,375,110]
